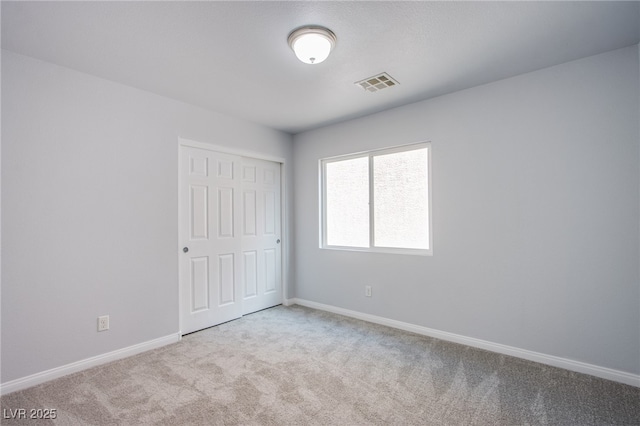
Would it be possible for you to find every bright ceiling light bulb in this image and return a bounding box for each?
[288,26,336,65]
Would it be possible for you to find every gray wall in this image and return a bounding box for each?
[293,46,640,375]
[2,44,639,385]
[1,51,293,383]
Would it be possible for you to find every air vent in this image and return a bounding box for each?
[355,72,399,92]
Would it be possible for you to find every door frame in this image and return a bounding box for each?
[177,137,288,335]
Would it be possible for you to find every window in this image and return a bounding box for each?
[321,142,432,255]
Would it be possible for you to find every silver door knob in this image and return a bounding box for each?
[183,247,189,253]
[276,239,281,244]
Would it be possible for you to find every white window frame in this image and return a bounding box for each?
[320,142,432,256]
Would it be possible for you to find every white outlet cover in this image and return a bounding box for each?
[98,315,109,331]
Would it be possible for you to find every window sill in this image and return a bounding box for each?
[320,245,432,256]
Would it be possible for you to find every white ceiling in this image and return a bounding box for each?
[2,1,639,134]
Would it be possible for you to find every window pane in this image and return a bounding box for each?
[325,157,369,247]
[373,148,429,249]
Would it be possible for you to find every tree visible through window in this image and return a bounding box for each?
[321,143,431,255]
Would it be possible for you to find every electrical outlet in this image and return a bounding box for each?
[365,286,372,297]
[98,315,109,332]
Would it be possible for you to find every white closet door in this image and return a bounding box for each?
[240,157,282,314]
[179,146,243,335]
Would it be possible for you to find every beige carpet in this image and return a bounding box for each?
[1,305,639,425]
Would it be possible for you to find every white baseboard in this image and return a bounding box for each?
[4,303,637,393]
[0,333,181,396]
[288,298,640,388]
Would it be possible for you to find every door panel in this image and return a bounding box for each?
[264,248,277,293]
[180,146,243,335]
[218,188,234,237]
[264,191,276,235]
[243,251,258,298]
[243,190,257,236]
[190,186,208,239]
[218,253,236,305]
[241,157,282,314]
[190,257,209,312]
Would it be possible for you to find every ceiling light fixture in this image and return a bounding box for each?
[287,26,336,65]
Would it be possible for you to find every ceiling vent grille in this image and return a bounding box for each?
[355,72,399,92]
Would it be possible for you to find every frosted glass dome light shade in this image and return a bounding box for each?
[288,26,336,65]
